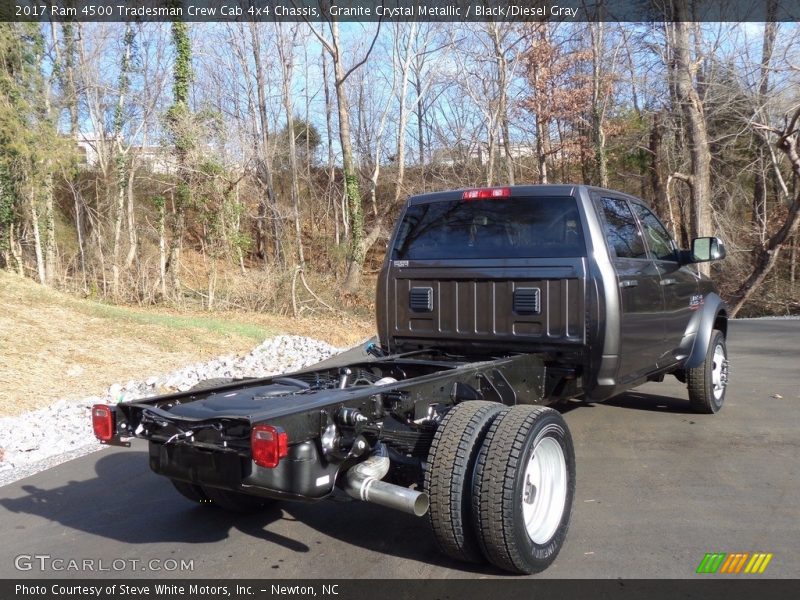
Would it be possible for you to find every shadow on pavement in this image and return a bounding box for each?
[603,390,696,414]
[0,450,506,575]
[0,451,299,550]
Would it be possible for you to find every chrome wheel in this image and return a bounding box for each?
[473,406,575,574]
[521,436,568,545]
[688,329,728,414]
[711,343,727,401]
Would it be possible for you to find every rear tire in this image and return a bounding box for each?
[170,479,209,504]
[425,401,508,563]
[473,406,575,574]
[687,329,728,414]
[200,486,274,513]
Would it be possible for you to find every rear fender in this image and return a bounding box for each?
[681,292,727,369]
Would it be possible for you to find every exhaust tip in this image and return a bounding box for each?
[413,492,430,517]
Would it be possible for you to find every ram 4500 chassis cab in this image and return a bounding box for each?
[93,185,728,574]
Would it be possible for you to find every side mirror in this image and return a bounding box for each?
[691,237,726,262]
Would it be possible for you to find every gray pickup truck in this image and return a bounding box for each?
[93,184,728,575]
[378,184,729,414]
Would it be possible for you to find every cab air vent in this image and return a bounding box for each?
[513,288,541,315]
[410,287,434,312]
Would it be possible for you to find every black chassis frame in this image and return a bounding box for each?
[108,350,549,502]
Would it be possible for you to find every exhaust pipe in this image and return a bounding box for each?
[344,454,429,517]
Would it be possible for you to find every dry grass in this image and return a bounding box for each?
[0,272,374,417]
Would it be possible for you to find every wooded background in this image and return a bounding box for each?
[2,10,800,317]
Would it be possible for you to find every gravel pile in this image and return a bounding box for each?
[0,335,343,488]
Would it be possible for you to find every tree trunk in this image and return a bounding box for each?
[649,112,670,225]
[157,196,167,300]
[43,177,56,285]
[302,40,313,185]
[63,24,79,136]
[124,161,137,270]
[752,7,778,243]
[166,21,193,299]
[536,114,549,184]
[9,225,24,276]
[277,24,305,267]
[41,24,59,286]
[486,129,496,187]
[167,194,184,296]
[111,171,125,299]
[30,197,46,284]
[590,21,608,188]
[414,68,426,178]
[111,24,134,299]
[321,48,341,245]
[672,3,712,274]
[393,22,417,206]
[63,24,86,280]
[321,20,377,294]
[489,22,514,186]
[249,23,282,266]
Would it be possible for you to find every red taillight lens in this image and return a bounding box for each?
[462,187,511,200]
[251,424,288,468]
[92,404,115,442]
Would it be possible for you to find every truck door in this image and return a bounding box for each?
[630,203,699,367]
[597,196,665,383]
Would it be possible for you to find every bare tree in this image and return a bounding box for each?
[521,23,592,184]
[320,47,344,245]
[729,106,800,314]
[671,1,713,249]
[248,23,283,266]
[752,3,779,243]
[110,23,135,299]
[487,22,522,185]
[164,20,193,297]
[305,19,381,293]
[276,23,304,267]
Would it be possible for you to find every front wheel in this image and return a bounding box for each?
[687,329,728,414]
[472,406,575,574]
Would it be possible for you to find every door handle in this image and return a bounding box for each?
[660,278,677,286]
[619,279,638,288]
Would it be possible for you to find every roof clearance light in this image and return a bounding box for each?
[91,404,115,442]
[251,424,289,468]
[462,187,512,200]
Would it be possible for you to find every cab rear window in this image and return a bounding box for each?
[392,196,586,260]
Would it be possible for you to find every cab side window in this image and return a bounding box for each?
[599,197,647,259]
[632,204,677,261]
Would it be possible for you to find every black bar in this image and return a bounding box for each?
[4,579,800,600]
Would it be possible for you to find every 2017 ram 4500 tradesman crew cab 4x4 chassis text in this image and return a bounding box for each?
[92,185,728,574]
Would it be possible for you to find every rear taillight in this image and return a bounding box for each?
[462,187,511,200]
[251,424,288,468]
[92,404,115,442]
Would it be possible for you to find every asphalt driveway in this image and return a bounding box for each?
[1,319,798,578]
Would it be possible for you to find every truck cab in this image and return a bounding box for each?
[377,184,728,411]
